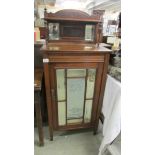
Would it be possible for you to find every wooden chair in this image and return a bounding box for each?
[34,68,44,146]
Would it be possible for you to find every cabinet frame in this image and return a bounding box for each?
[42,9,111,141]
[43,53,110,140]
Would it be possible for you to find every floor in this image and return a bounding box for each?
[34,126,103,155]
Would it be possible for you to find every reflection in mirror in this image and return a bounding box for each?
[86,69,96,99]
[56,69,65,101]
[84,100,93,123]
[49,23,59,40]
[85,25,95,41]
[67,77,85,120]
[58,102,66,126]
[67,69,86,77]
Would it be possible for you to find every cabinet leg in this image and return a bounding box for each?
[39,142,44,146]
[35,92,44,146]
[93,127,98,135]
[48,116,53,141]
[93,131,97,135]
[49,127,53,141]
[93,119,99,135]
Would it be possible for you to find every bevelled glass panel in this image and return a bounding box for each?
[85,25,95,41]
[67,118,83,124]
[84,100,93,123]
[56,69,65,101]
[58,102,66,126]
[67,69,86,77]
[49,23,60,40]
[67,77,85,119]
[86,69,96,99]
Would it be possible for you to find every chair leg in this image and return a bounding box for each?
[35,91,44,146]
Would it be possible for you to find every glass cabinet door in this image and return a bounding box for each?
[56,68,96,126]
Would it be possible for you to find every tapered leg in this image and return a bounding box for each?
[49,125,53,141]
[93,129,97,135]
[93,127,98,135]
[35,91,44,146]
[93,118,99,135]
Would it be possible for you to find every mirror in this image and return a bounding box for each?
[56,68,96,126]
[85,25,95,41]
[86,69,96,98]
[84,100,93,123]
[49,23,60,40]
[67,77,85,119]
[58,102,66,126]
[56,69,65,101]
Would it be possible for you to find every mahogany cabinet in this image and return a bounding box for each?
[41,9,111,140]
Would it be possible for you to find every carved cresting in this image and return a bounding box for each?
[93,10,105,20]
[44,9,102,22]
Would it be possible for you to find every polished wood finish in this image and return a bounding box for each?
[100,43,112,49]
[39,27,47,39]
[44,9,102,22]
[42,9,111,140]
[44,9,104,44]
[34,43,43,68]
[43,63,54,140]
[42,42,111,53]
[34,69,43,90]
[34,43,48,123]
[94,53,110,134]
[42,44,111,138]
[58,123,94,131]
[34,68,44,146]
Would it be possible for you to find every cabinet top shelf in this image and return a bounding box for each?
[41,43,112,53]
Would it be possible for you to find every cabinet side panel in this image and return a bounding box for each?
[94,54,110,134]
[43,62,53,139]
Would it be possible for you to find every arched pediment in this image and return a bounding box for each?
[44,9,103,22]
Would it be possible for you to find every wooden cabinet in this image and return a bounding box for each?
[41,9,111,140]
